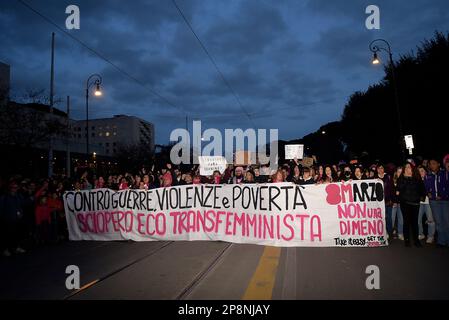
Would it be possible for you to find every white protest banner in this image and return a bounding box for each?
[285,144,304,160]
[199,156,227,176]
[64,180,388,247]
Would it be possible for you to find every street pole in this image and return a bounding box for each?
[85,74,102,159]
[369,39,405,162]
[388,52,405,162]
[66,95,71,178]
[48,32,55,177]
[85,84,89,156]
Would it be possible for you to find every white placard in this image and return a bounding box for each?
[404,135,414,149]
[199,156,227,176]
[285,144,304,160]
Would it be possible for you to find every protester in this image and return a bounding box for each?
[95,176,105,189]
[376,164,393,238]
[35,195,51,245]
[230,167,244,184]
[317,165,324,181]
[243,171,255,184]
[254,167,269,183]
[0,181,27,256]
[397,163,426,247]
[133,175,142,189]
[271,169,285,183]
[299,167,315,185]
[392,166,404,240]
[288,165,302,184]
[161,170,173,188]
[426,158,449,247]
[192,175,201,185]
[118,177,129,190]
[418,166,435,243]
[353,166,364,180]
[340,165,352,182]
[48,190,64,242]
[320,165,337,184]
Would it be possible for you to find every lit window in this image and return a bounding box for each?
[105,132,110,137]
[113,132,117,136]
[99,132,103,137]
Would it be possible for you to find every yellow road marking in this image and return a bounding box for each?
[78,279,99,291]
[242,246,281,300]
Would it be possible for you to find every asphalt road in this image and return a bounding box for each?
[0,239,448,300]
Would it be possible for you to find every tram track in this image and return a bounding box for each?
[63,241,174,300]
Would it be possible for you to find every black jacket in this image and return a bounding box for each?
[397,176,426,205]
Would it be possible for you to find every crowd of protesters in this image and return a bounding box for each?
[1,155,449,257]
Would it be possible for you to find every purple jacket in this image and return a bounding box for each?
[425,170,449,201]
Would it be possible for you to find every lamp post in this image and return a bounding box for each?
[85,74,102,157]
[369,39,405,161]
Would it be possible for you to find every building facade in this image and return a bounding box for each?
[71,115,155,156]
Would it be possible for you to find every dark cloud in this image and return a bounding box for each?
[1,0,449,144]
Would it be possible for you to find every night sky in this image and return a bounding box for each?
[1,0,449,144]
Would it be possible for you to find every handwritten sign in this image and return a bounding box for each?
[199,156,227,176]
[285,144,304,160]
[64,180,387,247]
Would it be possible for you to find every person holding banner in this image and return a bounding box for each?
[287,165,302,184]
[353,166,364,181]
[271,169,286,183]
[376,164,393,238]
[212,170,222,184]
[339,165,353,182]
[253,167,267,183]
[319,165,337,184]
[397,163,426,247]
[299,167,315,185]
[229,167,244,184]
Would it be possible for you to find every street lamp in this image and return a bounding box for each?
[85,74,102,156]
[369,39,404,161]
[372,52,380,65]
